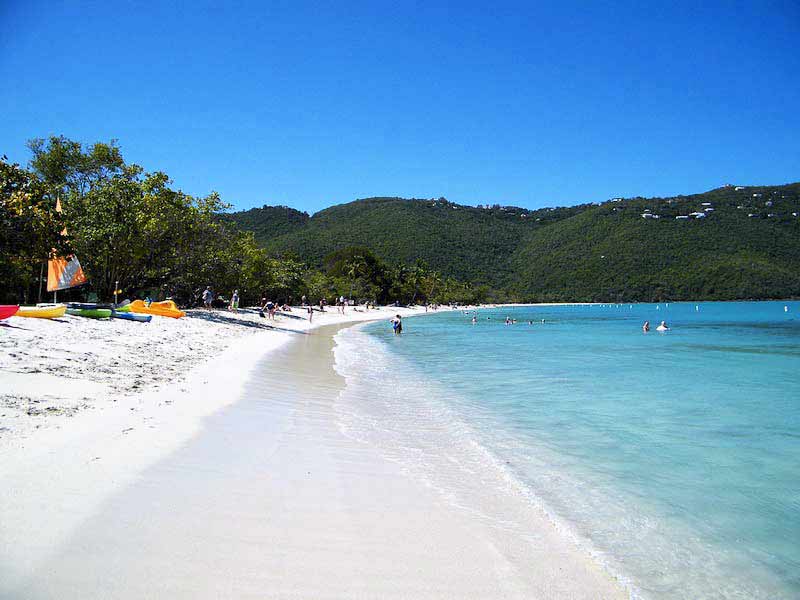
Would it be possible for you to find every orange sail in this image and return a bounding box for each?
[47,198,87,292]
[47,256,87,291]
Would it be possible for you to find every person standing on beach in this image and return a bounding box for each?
[307,304,313,322]
[230,290,239,311]
[202,286,213,309]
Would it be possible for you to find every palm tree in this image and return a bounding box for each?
[427,271,442,302]
[345,255,367,301]
[410,259,428,304]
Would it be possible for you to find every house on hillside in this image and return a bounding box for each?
[676,215,690,220]
[689,212,706,218]
[735,186,745,191]
[641,213,659,219]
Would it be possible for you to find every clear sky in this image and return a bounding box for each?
[2,1,798,214]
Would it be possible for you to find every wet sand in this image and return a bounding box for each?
[3,324,627,599]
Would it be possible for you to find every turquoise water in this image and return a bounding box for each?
[334,302,800,599]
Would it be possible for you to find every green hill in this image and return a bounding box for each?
[227,184,800,301]
[228,197,586,288]
[223,205,309,243]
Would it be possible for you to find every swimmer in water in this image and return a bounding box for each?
[471,316,477,324]
[505,317,511,325]
[642,320,650,332]
[656,320,669,332]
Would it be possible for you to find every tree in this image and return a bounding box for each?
[0,158,65,303]
[344,254,367,300]
[27,136,125,196]
[410,259,429,304]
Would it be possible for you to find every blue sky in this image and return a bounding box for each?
[1,1,798,214]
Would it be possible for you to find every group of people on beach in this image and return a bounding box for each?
[201,286,239,310]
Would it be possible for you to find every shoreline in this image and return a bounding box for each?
[0,304,440,592]
[2,315,628,598]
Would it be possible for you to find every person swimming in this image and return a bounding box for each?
[505,316,512,325]
[656,320,669,332]
[642,320,650,332]
[471,316,477,324]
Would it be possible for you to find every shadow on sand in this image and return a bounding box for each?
[186,309,307,335]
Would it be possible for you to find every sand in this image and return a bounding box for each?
[0,305,628,599]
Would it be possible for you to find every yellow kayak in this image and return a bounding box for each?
[129,299,186,319]
[16,305,67,319]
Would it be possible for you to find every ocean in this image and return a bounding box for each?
[333,302,800,599]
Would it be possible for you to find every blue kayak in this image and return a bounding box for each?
[112,311,152,323]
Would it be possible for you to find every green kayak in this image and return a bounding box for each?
[66,308,113,319]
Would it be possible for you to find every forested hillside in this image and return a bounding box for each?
[229,184,800,302]
[228,197,587,289]
[222,205,309,244]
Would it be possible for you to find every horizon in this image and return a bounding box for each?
[2,1,799,213]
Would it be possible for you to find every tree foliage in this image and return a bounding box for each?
[230,186,800,302]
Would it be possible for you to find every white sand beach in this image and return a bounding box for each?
[0,305,627,599]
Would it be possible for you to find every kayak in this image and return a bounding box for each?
[66,307,113,319]
[114,301,132,313]
[67,302,113,310]
[129,299,185,319]
[112,311,151,323]
[0,305,19,320]
[16,305,67,319]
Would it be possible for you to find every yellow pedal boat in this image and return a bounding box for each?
[16,304,67,319]
[129,299,186,319]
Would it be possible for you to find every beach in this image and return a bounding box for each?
[0,304,627,599]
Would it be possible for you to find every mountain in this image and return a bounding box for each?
[222,205,309,243]
[227,197,588,288]
[226,184,800,301]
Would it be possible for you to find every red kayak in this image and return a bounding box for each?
[0,305,20,320]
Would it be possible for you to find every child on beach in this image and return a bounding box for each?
[229,290,239,311]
